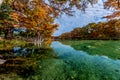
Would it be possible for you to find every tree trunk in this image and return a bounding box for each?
[4,27,13,39]
[118,0,120,8]
[34,32,44,47]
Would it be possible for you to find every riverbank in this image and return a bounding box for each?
[0,39,27,50]
[60,40,120,59]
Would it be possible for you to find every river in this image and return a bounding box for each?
[0,41,120,80]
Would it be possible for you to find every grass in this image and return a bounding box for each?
[61,40,120,59]
[0,39,27,50]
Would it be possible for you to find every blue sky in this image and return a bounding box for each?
[54,0,113,36]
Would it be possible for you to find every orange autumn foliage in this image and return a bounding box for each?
[104,0,120,19]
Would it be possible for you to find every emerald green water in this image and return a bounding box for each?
[0,41,120,80]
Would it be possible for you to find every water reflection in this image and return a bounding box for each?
[0,45,57,79]
[0,41,120,80]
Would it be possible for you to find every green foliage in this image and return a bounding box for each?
[0,39,27,50]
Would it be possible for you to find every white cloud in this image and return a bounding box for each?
[54,0,113,36]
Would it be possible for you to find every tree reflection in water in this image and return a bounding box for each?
[0,44,57,79]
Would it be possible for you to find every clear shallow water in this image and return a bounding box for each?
[0,41,120,80]
[51,42,120,80]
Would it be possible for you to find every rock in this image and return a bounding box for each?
[0,59,6,64]
[0,37,3,40]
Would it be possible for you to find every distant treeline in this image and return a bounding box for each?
[58,20,120,40]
